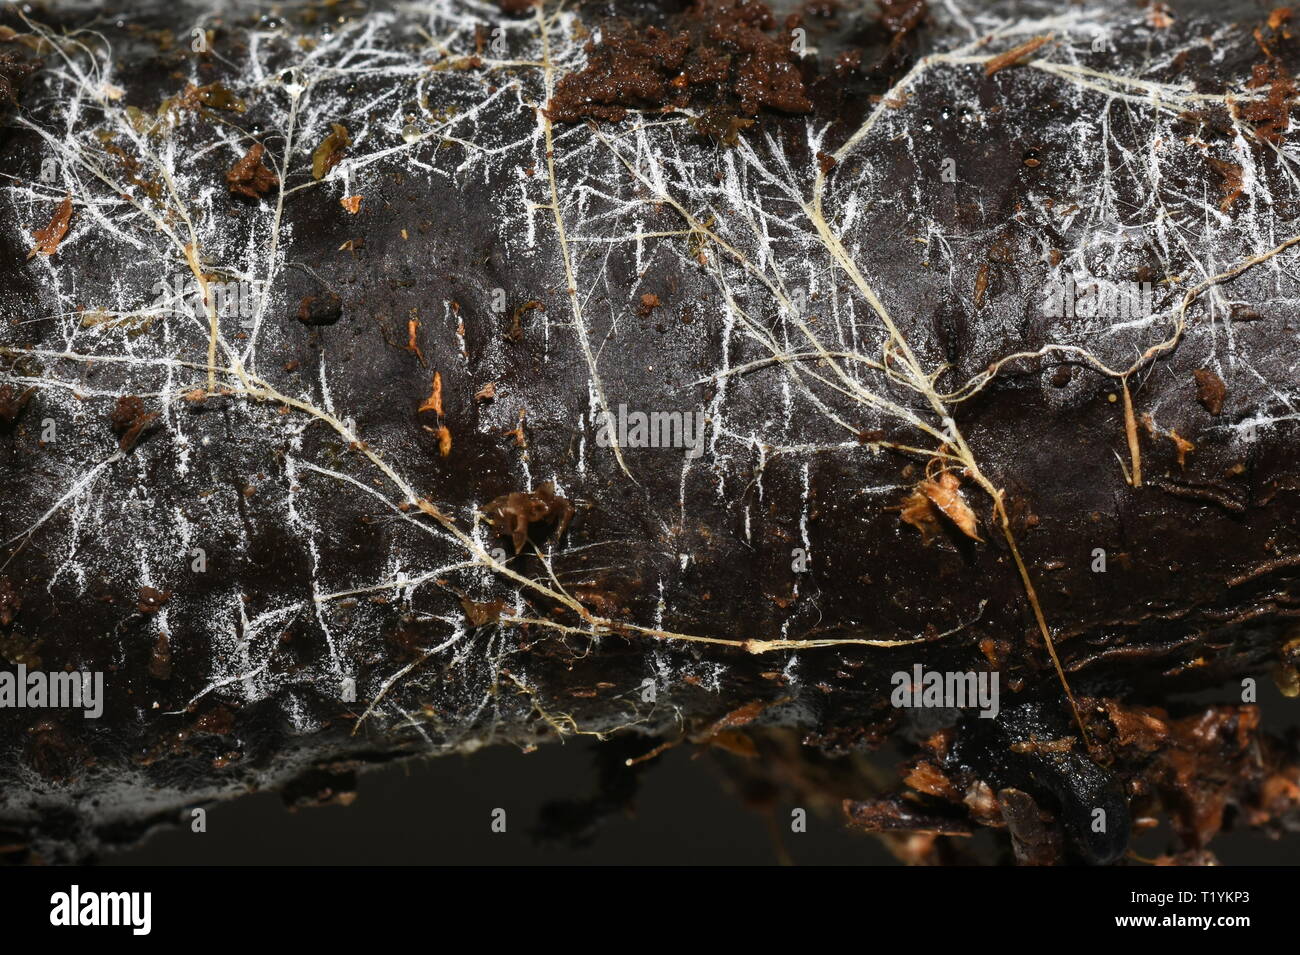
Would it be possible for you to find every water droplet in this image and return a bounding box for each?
[402,124,422,144]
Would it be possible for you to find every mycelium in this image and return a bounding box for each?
[2,0,1300,864]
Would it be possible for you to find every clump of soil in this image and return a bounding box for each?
[547,0,812,133]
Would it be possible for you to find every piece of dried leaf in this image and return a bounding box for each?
[921,471,982,541]
[900,471,982,544]
[406,316,426,365]
[192,82,247,113]
[898,487,941,546]
[505,409,527,448]
[435,424,452,458]
[340,195,362,214]
[973,262,990,308]
[708,700,770,733]
[28,195,73,259]
[459,594,507,628]
[905,761,961,800]
[311,123,351,180]
[418,371,444,416]
[0,25,55,55]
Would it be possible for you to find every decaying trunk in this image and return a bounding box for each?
[2,0,1300,864]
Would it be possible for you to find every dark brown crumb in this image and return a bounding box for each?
[148,632,172,679]
[137,586,171,614]
[482,481,575,554]
[548,24,690,123]
[834,48,862,75]
[690,107,754,146]
[297,292,343,326]
[1194,368,1227,415]
[1210,157,1244,211]
[194,705,235,736]
[227,143,279,199]
[800,0,841,18]
[109,395,159,453]
[0,384,34,428]
[507,299,542,341]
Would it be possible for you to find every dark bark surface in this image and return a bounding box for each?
[2,0,1300,864]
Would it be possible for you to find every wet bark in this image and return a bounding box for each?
[1,0,1300,864]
